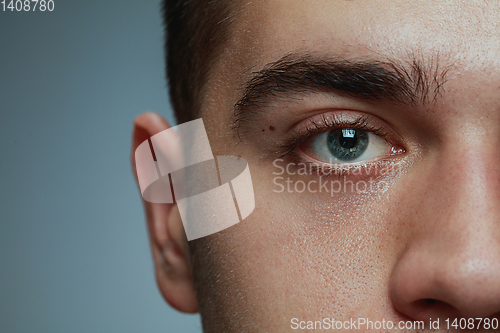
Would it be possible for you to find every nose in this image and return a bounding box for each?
[389,147,500,321]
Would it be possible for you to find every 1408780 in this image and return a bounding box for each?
[1,0,54,11]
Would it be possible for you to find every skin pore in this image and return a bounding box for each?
[133,1,500,331]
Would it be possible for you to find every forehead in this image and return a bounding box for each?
[227,0,500,74]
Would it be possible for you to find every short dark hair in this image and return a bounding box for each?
[162,0,236,124]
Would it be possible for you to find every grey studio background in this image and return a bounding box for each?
[0,1,202,332]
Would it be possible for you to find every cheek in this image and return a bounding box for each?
[202,163,410,323]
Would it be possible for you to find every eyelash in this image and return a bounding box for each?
[275,114,397,178]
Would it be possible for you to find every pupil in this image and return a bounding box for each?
[340,129,357,149]
[327,128,369,161]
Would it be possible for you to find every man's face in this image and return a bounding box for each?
[193,0,500,331]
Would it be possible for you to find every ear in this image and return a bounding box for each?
[131,112,198,313]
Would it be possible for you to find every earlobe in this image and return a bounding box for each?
[157,205,198,313]
[131,112,198,313]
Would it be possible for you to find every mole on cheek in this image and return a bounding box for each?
[269,126,275,131]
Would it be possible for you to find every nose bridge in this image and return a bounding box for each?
[416,87,500,243]
[434,132,500,233]
[423,132,500,266]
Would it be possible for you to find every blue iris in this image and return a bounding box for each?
[326,128,369,161]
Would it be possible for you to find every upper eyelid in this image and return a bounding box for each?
[299,116,387,137]
[292,110,407,146]
[275,117,386,159]
[287,114,389,149]
[293,111,384,134]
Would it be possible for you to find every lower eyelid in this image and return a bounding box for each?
[281,152,401,179]
[295,148,393,170]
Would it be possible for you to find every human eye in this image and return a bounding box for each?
[278,112,406,176]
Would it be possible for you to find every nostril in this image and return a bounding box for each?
[411,298,460,320]
[413,298,440,307]
[424,298,437,305]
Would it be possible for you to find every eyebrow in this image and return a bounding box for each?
[233,53,449,130]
